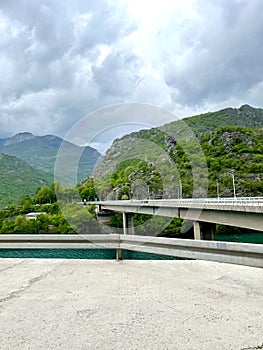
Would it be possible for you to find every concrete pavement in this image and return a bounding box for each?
[0,259,262,350]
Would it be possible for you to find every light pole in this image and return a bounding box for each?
[216,179,220,201]
[232,170,236,199]
[179,180,183,199]
[147,185,152,200]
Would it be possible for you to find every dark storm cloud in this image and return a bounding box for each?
[164,0,263,105]
[0,0,139,137]
[0,0,263,143]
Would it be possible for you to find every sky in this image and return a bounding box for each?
[1,0,263,150]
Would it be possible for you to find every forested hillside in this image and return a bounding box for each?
[95,105,263,199]
[0,153,53,207]
[0,182,100,234]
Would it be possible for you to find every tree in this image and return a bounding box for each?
[35,186,51,204]
[20,195,34,213]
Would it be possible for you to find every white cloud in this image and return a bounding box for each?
[0,0,263,145]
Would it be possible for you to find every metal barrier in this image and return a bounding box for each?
[0,234,120,250]
[0,234,262,268]
[95,197,263,206]
[120,235,263,268]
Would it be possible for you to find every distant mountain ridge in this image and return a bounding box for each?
[1,132,35,146]
[174,104,263,135]
[0,132,101,182]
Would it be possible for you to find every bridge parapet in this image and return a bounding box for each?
[93,197,263,213]
[1,234,262,267]
[90,197,263,234]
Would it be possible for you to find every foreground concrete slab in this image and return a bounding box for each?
[0,259,262,350]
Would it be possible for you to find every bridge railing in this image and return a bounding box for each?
[93,197,263,207]
[170,197,263,205]
[0,234,262,268]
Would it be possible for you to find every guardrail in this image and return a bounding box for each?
[92,197,263,206]
[0,234,120,250]
[120,235,263,267]
[0,234,262,268]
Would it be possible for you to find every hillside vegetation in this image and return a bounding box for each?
[0,153,53,207]
[0,183,100,234]
[1,105,263,237]
[95,105,263,199]
[170,104,263,135]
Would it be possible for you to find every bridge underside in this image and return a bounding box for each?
[99,204,263,232]
[180,208,263,232]
[97,203,263,240]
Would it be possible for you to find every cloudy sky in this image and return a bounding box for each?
[1,0,263,149]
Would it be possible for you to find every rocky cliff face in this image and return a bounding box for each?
[94,105,263,199]
[3,132,35,146]
[95,104,263,180]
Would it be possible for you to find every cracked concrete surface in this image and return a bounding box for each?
[0,270,55,304]
[0,259,262,350]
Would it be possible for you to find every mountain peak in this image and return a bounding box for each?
[239,104,253,109]
[4,132,35,146]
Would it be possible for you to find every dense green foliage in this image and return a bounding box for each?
[0,153,53,208]
[96,105,263,199]
[182,104,263,133]
[201,126,263,197]
[0,183,100,234]
[96,126,263,199]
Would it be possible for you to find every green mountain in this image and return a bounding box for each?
[169,104,263,135]
[0,153,53,207]
[0,132,101,182]
[94,105,263,199]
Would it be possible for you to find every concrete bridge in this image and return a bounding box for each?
[93,197,263,240]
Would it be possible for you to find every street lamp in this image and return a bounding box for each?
[147,185,150,200]
[216,179,220,201]
[179,180,183,199]
[232,170,236,199]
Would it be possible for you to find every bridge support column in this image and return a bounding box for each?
[193,222,202,240]
[194,221,216,240]
[116,249,123,260]
[123,212,135,235]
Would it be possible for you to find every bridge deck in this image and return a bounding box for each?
[94,197,263,213]
[0,259,262,350]
[93,197,263,232]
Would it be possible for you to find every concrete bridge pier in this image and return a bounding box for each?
[193,221,216,240]
[123,212,135,235]
[116,248,123,260]
[117,212,135,260]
